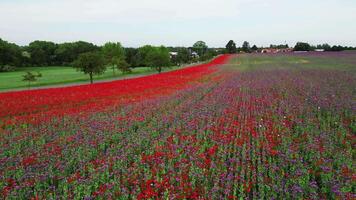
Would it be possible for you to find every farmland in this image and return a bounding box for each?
[0,52,355,199]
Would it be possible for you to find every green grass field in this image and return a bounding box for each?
[0,66,179,91]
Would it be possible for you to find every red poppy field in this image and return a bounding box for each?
[0,53,355,199]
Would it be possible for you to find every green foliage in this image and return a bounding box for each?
[137,45,155,67]
[22,71,42,88]
[27,41,57,66]
[316,44,331,51]
[226,40,237,54]
[242,41,251,53]
[102,42,125,62]
[73,52,106,83]
[270,44,289,49]
[199,49,217,62]
[144,46,171,73]
[175,48,191,65]
[251,45,258,51]
[2,37,356,74]
[124,48,139,67]
[330,45,344,51]
[55,41,98,65]
[193,41,208,56]
[294,42,312,51]
[0,65,16,72]
[116,57,131,74]
[102,42,126,75]
[0,38,23,68]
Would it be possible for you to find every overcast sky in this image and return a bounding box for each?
[1,0,356,47]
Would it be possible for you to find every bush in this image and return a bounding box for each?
[0,65,16,72]
[294,42,312,51]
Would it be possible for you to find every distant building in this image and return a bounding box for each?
[169,52,178,59]
[191,52,199,58]
[315,49,325,52]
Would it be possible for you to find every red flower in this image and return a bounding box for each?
[22,154,38,167]
[92,184,109,197]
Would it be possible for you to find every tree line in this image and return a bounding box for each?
[0,38,221,73]
[225,40,356,53]
[2,37,355,81]
[293,42,356,52]
[1,38,224,84]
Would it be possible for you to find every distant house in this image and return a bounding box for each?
[169,52,178,59]
[191,52,199,58]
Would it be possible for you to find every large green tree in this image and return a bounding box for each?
[27,41,57,66]
[316,43,331,51]
[136,45,155,67]
[102,42,126,75]
[124,48,139,67]
[294,42,312,51]
[55,41,98,65]
[144,46,171,73]
[199,49,217,62]
[73,52,106,84]
[242,41,251,53]
[192,41,208,56]
[0,38,23,69]
[116,57,131,74]
[226,40,237,53]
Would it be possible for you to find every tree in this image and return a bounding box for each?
[102,42,126,75]
[27,41,57,66]
[242,41,251,53]
[136,45,155,67]
[316,43,331,51]
[192,41,208,56]
[225,40,237,53]
[330,45,344,51]
[55,41,98,65]
[251,45,258,51]
[73,52,106,84]
[294,42,312,51]
[22,71,42,89]
[0,38,23,69]
[116,57,131,74]
[199,49,217,62]
[144,46,171,73]
[124,48,139,67]
[270,44,289,49]
[176,48,191,65]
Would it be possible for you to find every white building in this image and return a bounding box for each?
[315,49,325,52]
[169,52,178,58]
[191,52,199,58]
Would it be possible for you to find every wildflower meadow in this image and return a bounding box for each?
[0,52,355,199]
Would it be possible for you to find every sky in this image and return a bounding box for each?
[0,0,356,47]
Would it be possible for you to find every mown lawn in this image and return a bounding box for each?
[0,66,179,91]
